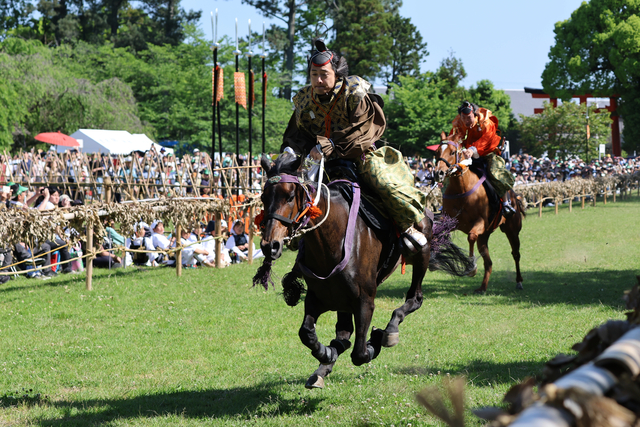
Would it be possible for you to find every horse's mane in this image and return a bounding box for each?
[265,151,302,178]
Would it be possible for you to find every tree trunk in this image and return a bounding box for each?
[283,0,297,100]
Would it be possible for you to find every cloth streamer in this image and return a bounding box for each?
[234,72,246,109]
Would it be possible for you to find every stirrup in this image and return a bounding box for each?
[502,202,516,217]
[402,226,427,252]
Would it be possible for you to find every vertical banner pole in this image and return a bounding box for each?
[247,19,253,178]
[234,18,241,197]
[261,22,266,155]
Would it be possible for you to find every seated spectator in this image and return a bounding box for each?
[104,218,125,248]
[13,241,55,278]
[225,220,264,263]
[179,226,215,268]
[8,182,28,208]
[200,220,232,266]
[150,220,176,265]
[92,237,122,269]
[125,222,155,266]
[0,247,12,284]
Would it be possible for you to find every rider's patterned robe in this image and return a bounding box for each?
[282,76,427,230]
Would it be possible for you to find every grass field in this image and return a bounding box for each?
[1,197,639,426]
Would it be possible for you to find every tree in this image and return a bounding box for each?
[384,73,459,156]
[241,0,325,100]
[330,0,392,81]
[518,102,611,160]
[0,38,150,151]
[541,0,640,153]
[383,13,428,86]
[467,79,515,133]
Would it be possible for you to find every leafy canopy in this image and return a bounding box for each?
[541,0,640,153]
[518,101,611,161]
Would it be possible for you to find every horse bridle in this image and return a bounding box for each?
[436,141,468,177]
[261,174,316,233]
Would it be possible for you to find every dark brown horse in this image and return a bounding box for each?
[256,151,475,389]
[433,136,525,294]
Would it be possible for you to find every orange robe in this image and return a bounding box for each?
[449,108,501,157]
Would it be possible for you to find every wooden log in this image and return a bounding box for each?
[86,225,93,291]
[569,197,572,212]
[581,195,585,209]
[595,327,640,377]
[510,363,616,427]
[554,199,558,215]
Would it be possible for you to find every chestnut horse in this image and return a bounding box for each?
[256,151,475,389]
[433,136,525,294]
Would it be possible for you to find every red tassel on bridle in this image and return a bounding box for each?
[308,205,323,219]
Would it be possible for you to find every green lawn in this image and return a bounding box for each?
[1,197,639,426]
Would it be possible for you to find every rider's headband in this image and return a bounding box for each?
[310,50,333,68]
[458,101,474,115]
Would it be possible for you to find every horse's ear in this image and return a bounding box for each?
[261,154,274,173]
[440,131,447,141]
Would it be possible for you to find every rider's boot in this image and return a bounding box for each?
[402,224,428,253]
[502,193,516,217]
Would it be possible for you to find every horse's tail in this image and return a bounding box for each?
[428,215,477,277]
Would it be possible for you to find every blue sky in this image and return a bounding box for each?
[180,0,585,90]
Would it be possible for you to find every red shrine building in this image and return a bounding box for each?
[522,88,623,157]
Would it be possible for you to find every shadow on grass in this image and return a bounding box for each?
[394,358,546,386]
[376,267,638,309]
[0,265,168,294]
[29,380,323,426]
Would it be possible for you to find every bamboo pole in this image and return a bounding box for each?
[86,225,94,291]
[176,225,182,277]
[248,205,254,265]
[215,212,222,268]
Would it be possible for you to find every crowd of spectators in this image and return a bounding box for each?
[409,153,640,187]
[2,145,638,282]
[0,147,264,201]
[0,179,264,281]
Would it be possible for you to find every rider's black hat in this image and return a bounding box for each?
[458,101,478,115]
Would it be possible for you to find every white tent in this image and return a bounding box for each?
[60,129,174,155]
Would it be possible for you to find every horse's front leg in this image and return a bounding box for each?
[306,311,353,389]
[299,292,336,367]
[351,297,381,366]
[381,250,427,347]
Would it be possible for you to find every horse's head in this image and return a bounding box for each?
[434,133,462,182]
[258,151,308,261]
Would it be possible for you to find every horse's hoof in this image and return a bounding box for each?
[516,282,523,290]
[382,331,399,348]
[467,267,478,278]
[473,288,486,295]
[305,374,324,389]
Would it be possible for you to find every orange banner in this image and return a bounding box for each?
[212,67,224,105]
[234,72,246,109]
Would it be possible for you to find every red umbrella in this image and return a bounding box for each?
[426,144,441,151]
[35,131,79,147]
